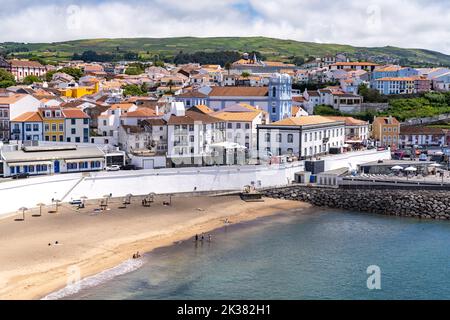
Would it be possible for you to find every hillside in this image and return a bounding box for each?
[1,37,450,67]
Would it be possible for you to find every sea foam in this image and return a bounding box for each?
[42,258,145,300]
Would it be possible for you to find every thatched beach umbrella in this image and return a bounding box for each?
[36,203,46,217]
[18,207,28,221]
[53,199,61,212]
[103,194,112,207]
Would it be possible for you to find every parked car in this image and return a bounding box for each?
[69,199,82,205]
[105,165,121,171]
[120,164,137,170]
[419,153,428,161]
[12,172,30,179]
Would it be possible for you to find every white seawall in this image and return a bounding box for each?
[0,149,390,217]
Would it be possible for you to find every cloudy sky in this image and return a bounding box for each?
[1,0,449,54]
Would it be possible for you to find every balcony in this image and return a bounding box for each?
[174,140,188,146]
[174,129,188,135]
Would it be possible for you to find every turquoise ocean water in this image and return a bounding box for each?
[59,209,450,300]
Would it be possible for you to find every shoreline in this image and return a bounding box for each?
[0,195,311,300]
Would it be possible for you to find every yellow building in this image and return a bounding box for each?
[39,107,65,142]
[59,82,99,99]
[371,116,400,150]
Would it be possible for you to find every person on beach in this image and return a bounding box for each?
[208,234,212,242]
[201,234,204,241]
[195,234,198,241]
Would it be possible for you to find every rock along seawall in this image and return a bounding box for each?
[262,186,450,220]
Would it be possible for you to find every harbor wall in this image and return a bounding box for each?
[262,186,450,220]
[0,149,390,217]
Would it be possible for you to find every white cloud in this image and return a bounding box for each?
[0,0,449,54]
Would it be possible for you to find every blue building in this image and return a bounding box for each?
[176,74,292,122]
[372,65,418,81]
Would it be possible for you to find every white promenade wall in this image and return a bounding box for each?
[0,149,390,217]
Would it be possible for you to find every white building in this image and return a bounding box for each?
[63,108,90,143]
[1,144,105,177]
[212,103,268,156]
[166,102,225,167]
[399,126,448,148]
[257,116,346,158]
[0,92,42,141]
[97,103,138,146]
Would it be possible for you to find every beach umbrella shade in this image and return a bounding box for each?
[103,194,111,206]
[53,199,61,212]
[36,203,46,216]
[391,165,404,170]
[429,163,442,168]
[18,207,28,221]
[404,166,417,172]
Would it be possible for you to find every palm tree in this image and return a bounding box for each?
[224,62,231,75]
[167,79,174,94]
[241,71,250,78]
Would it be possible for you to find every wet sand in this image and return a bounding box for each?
[0,194,311,300]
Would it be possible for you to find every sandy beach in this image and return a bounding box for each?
[0,194,311,300]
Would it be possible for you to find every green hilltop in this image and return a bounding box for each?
[1,36,450,67]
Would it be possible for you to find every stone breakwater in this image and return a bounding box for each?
[262,186,450,220]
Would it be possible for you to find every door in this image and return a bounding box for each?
[54,160,60,173]
[142,159,154,169]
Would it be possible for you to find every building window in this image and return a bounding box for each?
[71,119,76,125]
[59,135,63,141]
[71,128,76,135]
[265,133,270,142]
[59,124,64,132]
[227,123,232,129]
[33,124,39,131]
[190,135,194,142]
[75,137,81,143]
[245,123,250,129]
[83,119,89,125]
[68,163,78,170]
[52,124,57,131]
[236,123,241,129]
[276,133,282,143]
[288,134,293,143]
[25,124,32,131]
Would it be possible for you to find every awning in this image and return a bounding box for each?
[8,161,52,166]
[65,158,105,163]
[210,142,247,149]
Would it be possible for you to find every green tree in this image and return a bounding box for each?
[313,105,343,116]
[23,75,42,85]
[241,71,251,78]
[122,84,146,96]
[46,67,83,81]
[224,62,231,75]
[358,84,388,103]
[0,69,16,88]
[153,60,165,67]
[167,80,174,94]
